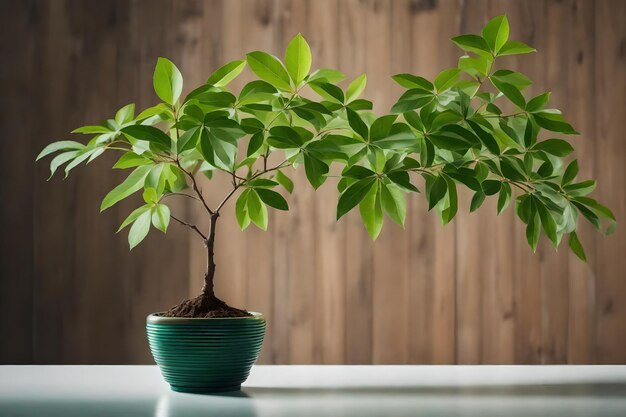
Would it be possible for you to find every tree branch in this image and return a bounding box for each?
[176,161,214,215]
[170,214,207,240]
[214,159,291,214]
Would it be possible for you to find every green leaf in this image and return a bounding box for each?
[275,170,294,193]
[562,160,578,185]
[346,74,367,103]
[61,149,94,178]
[128,210,151,250]
[246,51,292,91]
[391,74,434,91]
[121,125,172,151]
[308,68,346,83]
[345,108,369,139]
[247,190,269,231]
[492,79,525,108]
[115,103,135,125]
[451,34,491,56]
[470,191,486,212]
[153,57,183,105]
[526,211,541,252]
[151,204,170,233]
[247,131,265,156]
[387,171,418,192]
[113,153,152,169]
[198,127,238,169]
[310,82,345,103]
[256,188,288,211]
[467,120,500,155]
[267,126,305,149]
[491,70,532,90]
[533,112,579,134]
[482,180,502,196]
[369,115,397,141]
[71,125,112,134]
[434,68,461,92]
[176,126,201,153]
[347,99,373,111]
[285,34,312,86]
[391,89,435,113]
[526,92,551,113]
[532,139,574,156]
[142,187,158,203]
[207,60,247,87]
[343,165,376,179]
[48,151,80,179]
[381,183,406,226]
[248,178,278,188]
[568,231,587,262]
[498,41,536,56]
[564,180,596,197]
[337,177,376,220]
[235,189,251,230]
[359,181,383,240]
[303,152,329,189]
[482,15,509,54]
[524,118,537,147]
[136,103,172,121]
[497,182,512,214]
[36,141,84,161]
[117,205,150,232]
[537,201,558,246]
[500,157,526,182]
[428,175,447,210]
[573,196,616,234]
[441,175,458,224]
[100,165,152,211]
[458,55,489,78]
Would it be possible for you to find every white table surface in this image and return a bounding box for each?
[1,365,625,416]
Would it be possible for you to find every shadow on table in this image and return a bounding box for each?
[244,382,626,398]
[0,391,258,417]
[3,383,626,417]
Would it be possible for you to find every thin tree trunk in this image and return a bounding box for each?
[202,212,219,298]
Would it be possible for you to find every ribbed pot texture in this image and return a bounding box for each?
[146,312,266,393]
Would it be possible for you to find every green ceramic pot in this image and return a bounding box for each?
[146,312,266,393]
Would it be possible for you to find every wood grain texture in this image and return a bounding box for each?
[1,0,624,365]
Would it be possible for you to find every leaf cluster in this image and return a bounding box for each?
[38,19,614,260]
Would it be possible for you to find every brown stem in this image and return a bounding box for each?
[170,214,207,240]
[176,160,214,216]
[202,212,220,298]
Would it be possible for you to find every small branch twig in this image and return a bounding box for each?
[214,159,291,214]
[176,160,214,215]
[170,214,207,240]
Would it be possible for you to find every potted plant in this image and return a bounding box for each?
[38,16,614,392]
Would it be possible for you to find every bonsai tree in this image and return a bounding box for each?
[38,16,614,318]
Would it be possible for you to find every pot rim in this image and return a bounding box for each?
[147,312,264,324]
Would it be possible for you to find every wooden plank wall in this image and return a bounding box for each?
[1,0,624,364]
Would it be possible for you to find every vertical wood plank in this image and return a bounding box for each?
[307,0,346,364]
[239,0,278,364]
[454,1,488,365]
[565,0,597,364]
[593,0,626,364]
[510,1,546,364]
[339,0,374,364]
[0,0,36,364]
[406,0,457,364]
[371,0,411,365]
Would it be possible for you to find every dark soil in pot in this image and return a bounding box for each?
[160,294,251,318]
